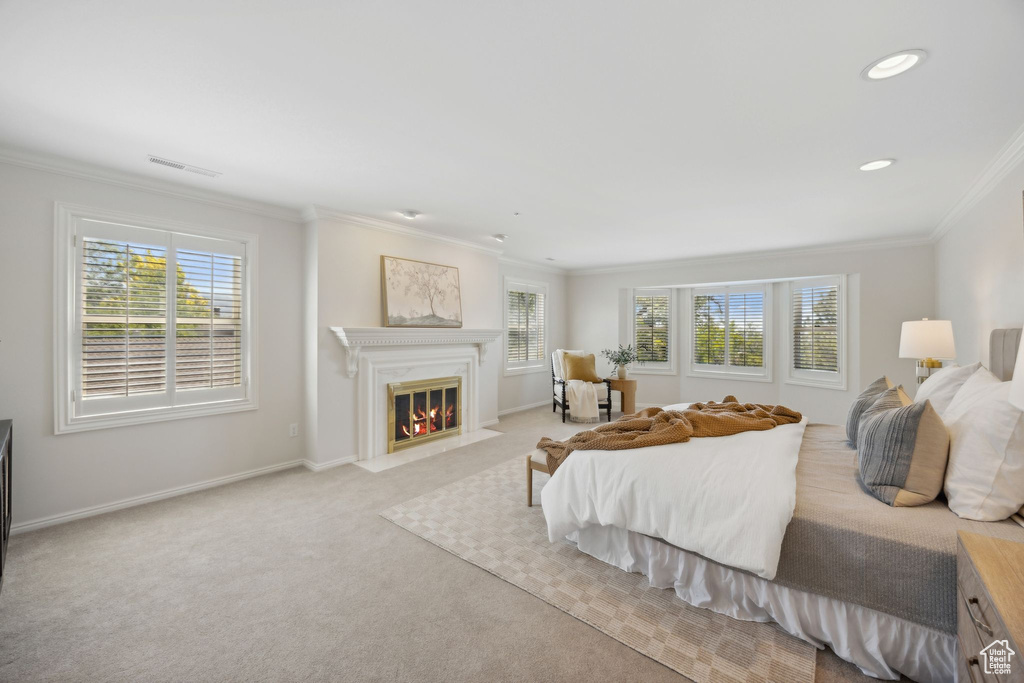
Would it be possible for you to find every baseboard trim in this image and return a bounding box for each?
[12,459,305,535]
[302,455,358,472]
[479,418,501,428]
[497,400,550,416]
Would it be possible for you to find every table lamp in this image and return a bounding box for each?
[1010,335,1024,411]
[899,319,956,384]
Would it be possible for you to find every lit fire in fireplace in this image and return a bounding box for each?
[399,403,457,437]
[388,377,461,453]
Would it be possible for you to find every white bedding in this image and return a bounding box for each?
[541,403,808,580]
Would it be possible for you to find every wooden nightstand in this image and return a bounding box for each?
[957,531,1024,682]
[606,377,637,415]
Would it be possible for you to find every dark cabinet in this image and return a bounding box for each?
[0,421,11,594]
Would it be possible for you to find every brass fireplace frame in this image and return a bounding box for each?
[387,376,463,453]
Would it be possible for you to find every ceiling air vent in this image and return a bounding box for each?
[148,155,222,178]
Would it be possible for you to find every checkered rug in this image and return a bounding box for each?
[381,457,816,682]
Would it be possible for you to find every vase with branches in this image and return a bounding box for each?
[602,344,643,379]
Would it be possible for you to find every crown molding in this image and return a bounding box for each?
[497,255,568,275]
[931,120,1024,242]
[304,205,504,256]
[0,145,303,224]
[567,234,935,276]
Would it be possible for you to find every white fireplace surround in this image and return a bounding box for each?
[330,327,502,460]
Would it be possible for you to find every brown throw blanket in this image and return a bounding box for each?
[536,396,803,474]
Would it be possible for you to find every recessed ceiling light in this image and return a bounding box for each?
[861,50,927,80]
[400,210,420,219]
[859,159,895,171]
[492,234,509,242]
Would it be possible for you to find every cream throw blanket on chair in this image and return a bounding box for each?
[556,350,601,423]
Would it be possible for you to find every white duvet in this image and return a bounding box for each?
[541,403,808,580]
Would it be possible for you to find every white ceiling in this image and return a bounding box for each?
[2,1,1023,269]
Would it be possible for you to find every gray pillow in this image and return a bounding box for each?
[846,376,893,447]
[857,388,949,507]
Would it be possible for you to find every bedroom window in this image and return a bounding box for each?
[55,203,258,433]
[504,278,547,375]
[787,275,846,389]
[688,284,770,381]
[630,288,675,374]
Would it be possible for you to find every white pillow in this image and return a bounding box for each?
[914,362,981,416]
[943,368,1024,521]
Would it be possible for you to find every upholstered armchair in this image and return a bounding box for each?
[550,350,612,423]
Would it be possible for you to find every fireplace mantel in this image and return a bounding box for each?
[330,327,503,378]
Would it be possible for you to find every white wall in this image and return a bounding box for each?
[309,215,503,465]
[935,163,1024,366]
[0,162,306,529]
[497,261,568,414]
[6,150,1011,530]
[567,242,935,424]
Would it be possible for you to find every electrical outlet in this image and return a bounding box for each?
[289,423,299,438]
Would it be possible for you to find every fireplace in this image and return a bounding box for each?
[387,376,462,453]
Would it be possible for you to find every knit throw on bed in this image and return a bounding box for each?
[536,396,803,474]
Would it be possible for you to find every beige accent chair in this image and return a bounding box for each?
[551,350,612,424]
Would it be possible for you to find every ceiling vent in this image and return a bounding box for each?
[148,155,222,178]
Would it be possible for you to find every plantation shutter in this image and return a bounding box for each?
[530,291,545,361]
[505,282,546,370]
[81,236,168,398]
[692,292,726,366]
[507,290,528,363]
[727,291,765,368]
[792,282,839,373]
[175,247,243,391]
[634,290,670,363]
[73,220,247,418]
[691,286,768,376]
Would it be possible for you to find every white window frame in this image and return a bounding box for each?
[628,288,677,375]
[503,277,548,376]
[785,274,846,390]
[686,283,772,382]
[54,202,259,434]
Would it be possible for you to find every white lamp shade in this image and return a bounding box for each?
[899,319,956,360]
[1010,336,1024,411]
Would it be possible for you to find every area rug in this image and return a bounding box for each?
[380,457,816,683]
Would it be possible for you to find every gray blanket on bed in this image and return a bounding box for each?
[772,424,1024,634]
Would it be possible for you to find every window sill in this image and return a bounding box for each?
[629,366,677,376]
[503,366,548,378]
[784,377,848,391]
[686,369,773,383]
[56,397,258,434]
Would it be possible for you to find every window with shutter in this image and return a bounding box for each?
[632,289,673,370]
[81,237,169,400]
[689,285,770,380]
[787,276,845,389]
[504,278,547,374]
[56,205,257,433]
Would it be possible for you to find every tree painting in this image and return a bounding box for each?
[381,256,463,327]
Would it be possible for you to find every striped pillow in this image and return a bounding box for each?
[857,387,950,507]
[846,376,893,447]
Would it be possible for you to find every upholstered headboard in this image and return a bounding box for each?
[990,328,1022,381]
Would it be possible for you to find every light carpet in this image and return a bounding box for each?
[0,407,874,681]
[382,456,817,683]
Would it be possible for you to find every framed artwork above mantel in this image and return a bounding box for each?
[381,255,463,328]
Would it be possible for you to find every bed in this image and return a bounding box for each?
[538,329,1024,682]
